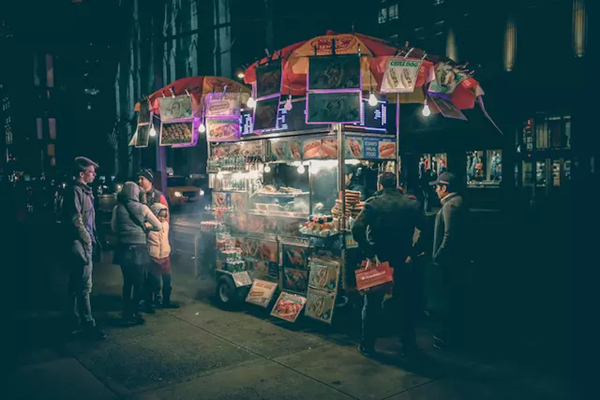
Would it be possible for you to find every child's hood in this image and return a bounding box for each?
[150,202,168,217]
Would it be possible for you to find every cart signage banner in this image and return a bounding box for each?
[308,260,340,293]
[207,118,240,142]
[320,139,338,159]
[305,288,335,324]
[160,120,196,146]
[380,59,423,93]
[253,95,281,133]
[246,279,278,308]
[255,59,282,99]
[430,95,467,120]
[306,91,361,124]
[270,140,290,161]
[135,124,150,148]
[283,267,309,294]
[302,139,322,159]
[357,137,397,160]
[271,292,307,322]
[283,244,309,269]
[159,95,193,122]
[428,63,469,96]
[308,55,361,91]
[232,271,253,287]
[205,92,241,118]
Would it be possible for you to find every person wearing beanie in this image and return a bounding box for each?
[138,169,169,221]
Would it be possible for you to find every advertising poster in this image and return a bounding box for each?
[232,271,253,287]
[308,262,340,293]
[212,191,229,208]
[135,124,150,148]
[246,279,278,308]
[308,55,361,91]
[158,95,193,122]
[321,139,338,159]
[207,118,240,142]
[288,141,303,160]
[378,139,397,159]
[302,139,322,159]
[231,192,247,211]
[362,137,396,160]
[256,59,282,99]
[380,58,423,93]
[306,91,361,124]
[239,141,264,157]
[270,140,289,161]
[283,244,309,269]
[283,267,309,294]
[205,92,241,118]
[345,137,364,158]
[253,96,280,132]
[428,63,469,96]
[430,95,467,121]
[138,101,151,125]
[160,121,195,146]
[305,288,336,324]
[271,292,307,323]
[259,241,278,263]
[240,237,260,259]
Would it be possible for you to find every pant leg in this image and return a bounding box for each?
[396,268,418,347]
[162,273,172,302]
[144,266,160,305]
[132,262,146,314]
[78,252,95,327]
[67,264,82,327]
[440,263,466,344]
[361,291,385,348]
[121,263,134,317]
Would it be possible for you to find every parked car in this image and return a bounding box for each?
[166,175,205,206]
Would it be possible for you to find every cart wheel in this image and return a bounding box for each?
[216,275,238,306]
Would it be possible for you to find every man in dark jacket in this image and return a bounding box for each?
[62,157,106,340]
[352,172,426,357]
[138,169,169,216]
[430,171,468,349]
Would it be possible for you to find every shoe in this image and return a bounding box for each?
[144,306,156,314]
[160,300,180,309]
[132,314,145,325]
[358,344,375,357]
[82,327,107,341]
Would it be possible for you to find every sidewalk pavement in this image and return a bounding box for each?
[10,252,570,400]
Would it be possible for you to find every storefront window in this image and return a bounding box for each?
[419,153,447,180]
[467,150,501,187]
[536,161,546,187]
[523,161,533,187]
[523,119,533,151]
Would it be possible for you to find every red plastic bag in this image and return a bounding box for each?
[355,258,394,293]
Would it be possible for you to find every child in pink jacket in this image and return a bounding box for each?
[146,203,179,308]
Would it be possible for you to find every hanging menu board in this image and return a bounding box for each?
[308,55,361,91]
[206,92,241,142]
[306,92,361,124]
[135,101,152,148]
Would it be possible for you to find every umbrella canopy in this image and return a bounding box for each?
[244,30,481,109]
[135,76,251,114]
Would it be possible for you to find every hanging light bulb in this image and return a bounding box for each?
[199,121,206,133]
[297,164,305,174]
[284,96,293,111]
[247,97,256,108]
[264,164,271,173]
[237,72,245,79]
[149,124,157,137]
[216,171,224,179]
[368,92,378,107]
[422,101,431,117]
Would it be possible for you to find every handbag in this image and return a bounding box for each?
[355,256,394,293]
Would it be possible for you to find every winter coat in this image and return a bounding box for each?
[147,203,171,259]
[352,188,426,265]
[433,193,468,266]
[111,182,162,245]
[61,181,97,264]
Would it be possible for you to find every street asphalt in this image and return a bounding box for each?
[9,248,570,400]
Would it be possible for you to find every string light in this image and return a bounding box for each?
[284,96,293,111]
[199,122,206,133]
[422,100,431,117]
[368,92,378,107]
[264,165,271,173]
[149,124,157,137]
[297,165,305,174]
[237,72,245,79]
[247,97,256,108]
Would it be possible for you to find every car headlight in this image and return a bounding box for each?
[199,189,205,196]
[174,191,183,198]
[116,184,123,192]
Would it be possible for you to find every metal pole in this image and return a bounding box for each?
[336,123,345,230]
[396,93,401,189]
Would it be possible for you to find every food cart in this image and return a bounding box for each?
[203,95,397,325]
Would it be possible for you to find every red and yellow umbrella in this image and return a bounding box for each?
[244,30,481,110]
[134,76,251,114]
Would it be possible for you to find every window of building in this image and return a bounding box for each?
[33,54,41,86]
[388,4,399,20]
[49,118,57,140]
[47,144,55,157]
[378,6,388,24]
[419,153,447,179]
[434,0,445,5]
[50,157,56,166]
[573,0,586,57]
[36,118,43,140]
[46,53,54,88]
[467,150,502,187]
[504,16,517,71]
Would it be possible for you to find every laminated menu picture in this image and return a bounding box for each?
[249,260,269,280]
[308,261,340,293]
[428,63,468,96]
[231,193,247,211]
[135,124,150,148]
[240,237,260,259]
[306,91,361,124]
[253,96,280,132]
[271,292,307,323]
[212,191,229,208]
[160,121,195,146]
[283,245,309,269]
[259,241,278,263]
[308,55,361,91]
[345,137,364,158]
[256,60,282,99]
[305,288,336,324]
[378,140,396,159]
[207,118,240,142]
[232,271,253,287]
[321,139,338,159]
[205,92,241,118]
[158,95,193,122]
[380,58,423,93]
[246,279,278,308]
[302,139,322,159]
[283,267,309,294]
[270,140,289,161]
[138,101,151,125]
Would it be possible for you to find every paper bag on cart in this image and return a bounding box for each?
[355,258,394,292]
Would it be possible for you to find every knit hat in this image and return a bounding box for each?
[138,168,154,183]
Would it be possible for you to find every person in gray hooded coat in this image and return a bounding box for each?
[111,182,162,324]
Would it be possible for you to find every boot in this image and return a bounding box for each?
[160,287,180,309]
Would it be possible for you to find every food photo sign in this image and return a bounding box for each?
[380,58,423,93]
[205,92,241,142]
[305,288,336,324]
[306,54,362,124]
[158,95,198,147]
[253,59,283,133]
[270,292,307,323]
[135,101,152,148]
[246,279,278,308]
